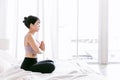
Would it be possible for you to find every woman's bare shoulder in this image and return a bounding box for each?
[24,33,34,46]
[25,33,33,39]
[24,33,33,43]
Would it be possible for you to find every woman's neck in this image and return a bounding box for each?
[28,30,35,35]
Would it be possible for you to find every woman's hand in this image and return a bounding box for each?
[39,41,45,51]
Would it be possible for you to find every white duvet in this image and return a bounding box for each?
[0,59,106,80]
[0,50,106,80]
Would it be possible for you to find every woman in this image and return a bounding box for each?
[20,15,55,73]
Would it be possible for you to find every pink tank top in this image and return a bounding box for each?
[25,40,40,54]
[25,46,35,54]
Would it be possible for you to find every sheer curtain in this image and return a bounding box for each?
[41,0,58,60]
[6,0,58,61]
[6,0,110,64]
[6,0,18,58]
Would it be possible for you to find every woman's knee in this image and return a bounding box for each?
[48,63,55,73]
[41,62,55,73]
[30,62,55,73]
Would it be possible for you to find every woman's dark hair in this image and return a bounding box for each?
[23,15,39,29]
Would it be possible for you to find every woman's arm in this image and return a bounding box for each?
[39,41,45,51]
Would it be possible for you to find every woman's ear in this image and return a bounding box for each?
[30,23,34,27]
[29,23,34,29]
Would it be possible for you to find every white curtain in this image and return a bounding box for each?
[5,0,111,64]
[6,0,58,61]
[42,0,58,60]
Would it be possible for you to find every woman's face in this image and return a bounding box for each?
[31,20,40,32]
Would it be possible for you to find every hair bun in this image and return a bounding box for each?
[23,17,27,23]
[24,17,27,20]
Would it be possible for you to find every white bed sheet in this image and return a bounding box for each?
[0,59,106,80]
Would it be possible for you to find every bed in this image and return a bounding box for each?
[0,39,106,80]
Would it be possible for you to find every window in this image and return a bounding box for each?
[78,0,99,62]
[108,0,120,63]
[58,0,77,60]
[58,0,99,62]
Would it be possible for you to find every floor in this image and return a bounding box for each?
[89,64,120,80]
